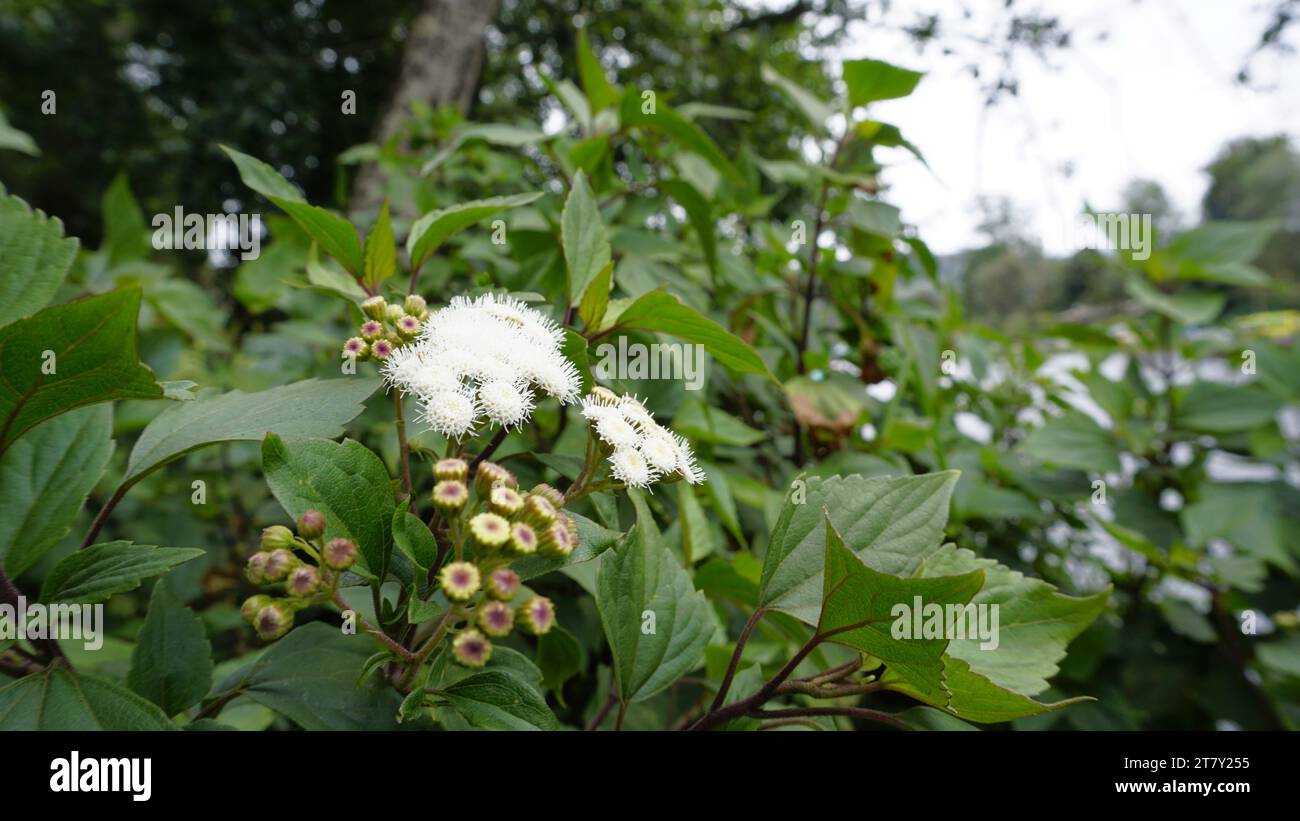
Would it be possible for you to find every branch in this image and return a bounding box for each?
[748,706,910,731]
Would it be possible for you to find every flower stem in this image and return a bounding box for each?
[393,391,414,511]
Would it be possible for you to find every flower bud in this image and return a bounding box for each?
[432,480,468,514]
[323,537,358,570]
[254,601,295,640]
[395,314,422,340]
[434,458,468,482]
[342,337,369,361]
[529,483,566,510]
[485,568,521,601]
[516,596,556,636]
[522,494,559,530]
[474,461,517,496]
[297,509,326,540]
[370,339,394,360]
[362,295,388,321]
[385,304,405,324]
[260,525,295,551]
[403,294,428,318]
[263,548,298,582]
[452,629,492,667]
[477,600,514,637]
[589,386,619,403]
[489,485,525,518]
[286,565,321,597]
[246,552,271,585]
[360,319,385,341]
[538,520,575,559]
[240,594,273,624]
[508,522,539,557]
[468,513,511,554]
[439,561,481,602]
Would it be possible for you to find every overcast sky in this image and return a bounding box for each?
[834,0,1300,254]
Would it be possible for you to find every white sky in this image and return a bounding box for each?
[832,0,1300,254]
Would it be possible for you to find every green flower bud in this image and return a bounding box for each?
[452,629,492,667]
[403,294,428,318]
[439,561,481,602]
[263,548,298,582]
[529,483,566,510]
[385,303,405,323]
[245,552,271,585]
[432,480,468,514]
[361,295,388,321]
[485,568,521,601]
[522,494,559,530]
[477,600,514,638]
[434,458,468,482]
[260,525,295,551]
[371,339,394,360]
[254,601,295,640]
[489,485,525,518]
[342,337,369,361]
[589,385,619,403]
[468,512,511,554]
[508,522,539,557]
[286,565,321,597]
[473,461,517,497]
[538,520,575,559]
[323,537,358,570]
[395,314,422,340]
[297,509,326,540]
[516,596,556,636]
[240,594,273,624]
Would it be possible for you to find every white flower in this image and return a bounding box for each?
[381,292,581,438]
[581,387,706,487]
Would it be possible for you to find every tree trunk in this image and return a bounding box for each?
[350,0,501,216]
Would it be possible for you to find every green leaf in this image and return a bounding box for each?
[123,377,379,489]
[672,399,764,446]
[818,514,984,705]
[618,87,739,182]
[613,289,772,378]
[362,199,396,289]
[842,58,923,107]
[906,656,1094,724]
[578,261,613,330]
[1174,382,1282,434]
[758,472,960,623]
[392,508,438,575]
[1017,411,1121,473]
[678,482,720,565]
[128,583,214,716]
[0,669,174,730]
[576,27,620,111]
[1166,219,1279,266]
[220,145,305,203]
[537,627,583,705]
[0,110,39,156]
[0,288,162,456]
[761,63,833,131]
[145,278,230,351]
[407,192,543,278]
[562,170,611,306]
[661,178,718,277]
[218,622,403,730]
[101,173,151,265]
[40,541,204,605]
[305,243,368,302]
[595,496,714,703]
[1125,277,1225,325]
[0,405,112,577]
[435,670,558,730]
[0,187,77,329]
[261,434,396,576]
[270,196,362,275]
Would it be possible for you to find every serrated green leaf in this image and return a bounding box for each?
[0,669,174,730]
[578,261,613,330]
[0,110,39,156]
[269,196,362,275]
[40,541,204,605]
[1017,411,1121,473]
[407,192,543,277]
[536,626,583,704]
[618,87,739,182]
[128,583,214,716]
[1174,381,1282,434]
[0,187,77,329]
[562,170,611,307]
[435,670,558,730]
[612,289,772,378]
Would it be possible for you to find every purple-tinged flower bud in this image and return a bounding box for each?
[439,561,481,602]
[538,521,575,559]
[561,512,579,543]
[434,458,468,482]
[477,601,514,637]
[468,513,511,554]
[286,565,321,597]
[297,509,326,540]
[432,480,468,514]
[342,337,369,361]
[485,568,521,601]
[516,596,556,636]
[508,522,539,557]
[522,494,559,530]
[529,483,566,510]
[473,461,517,496]
[385,304,405,323]
[403,294,428,318]
[395,314,422,340]
[254,601,294,640]
[371,339,394,360]
[240,594,273,624]
[452,629,492,667]
[489,485,525,518]
[246,552,271,585]
[263,548,298,582]
[260,525,295,551]
[361,295,388,321]
[360,320,385,341]
[323,537,358,570]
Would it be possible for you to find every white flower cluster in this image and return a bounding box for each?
[580,389,705,488]
[382,293,581,438]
